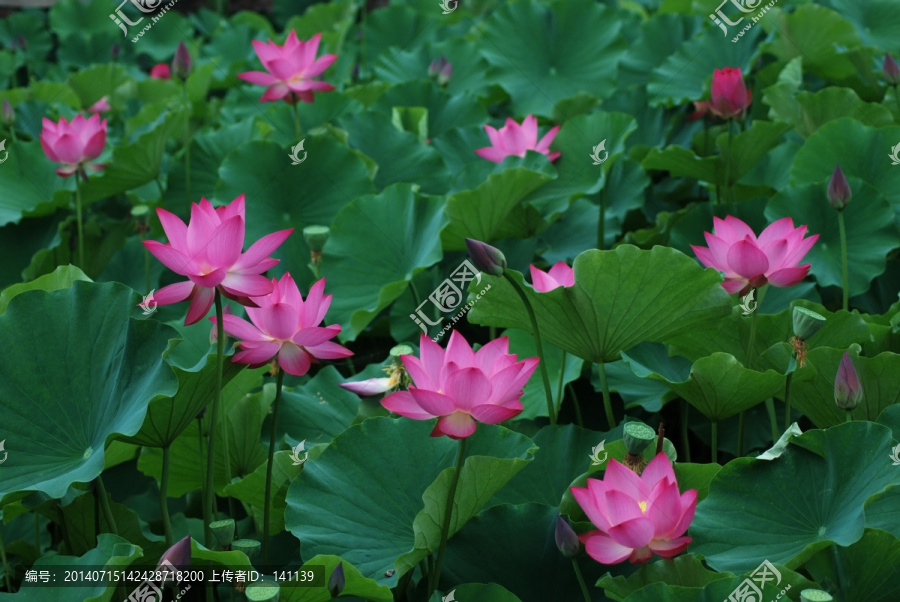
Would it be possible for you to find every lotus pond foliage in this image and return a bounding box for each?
[0,0,899,601]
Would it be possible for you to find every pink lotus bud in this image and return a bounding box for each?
[834,352,862,411]
[327,562,345,597]
[884,54,900,86]
[172,41,193,80]
[438,61,452,86]
[708,67,752,120]
[150,63,171,80]
[87,96,111,114]
[555,515,580,558]
[465,238,506,276]
[827,164,852,210]
[158,535,191,572]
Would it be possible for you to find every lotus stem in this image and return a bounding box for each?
[160,445,173,547]
[723,119,735,202]
[74,171,85,270]
[597,188,605,250]
[429,437,467,597]
[711,421,718,464]
[783,372,793,431]
[764,398,779,444]
[680,400,691,463]
[846,412,852,423]
[262,368,286,566]
[182,82,191,215]
[569,383,584,428]
[197,415,210,543]
[503,273,556,425]
[597,360,617,430]
[291,99,302,139]
[571,558,591,602]
[0,523,12,592]
[95,476,118,535]
[556,350,567,416]
[837,211,849,311]
[205,291,226,548]
[34,513,39,552]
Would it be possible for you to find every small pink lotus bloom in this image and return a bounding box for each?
[150,63,172,80]
[571,452,697,565]
[708,67,752,119]
[530,261,574,292]
[691,216,819,295]
[87,96,110,114]
[143,195,293,325]
[475,115,560,163]
[238,31,337,104]
[380,332,538,439]
[210,274,352,376]
[40,113,107,177]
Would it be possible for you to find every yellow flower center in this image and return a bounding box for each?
[638,501,648,514]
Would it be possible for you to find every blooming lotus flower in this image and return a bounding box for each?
[40,113,107,177]
[380,332,538,439]
[708,67,752,120]
[150,63,171,80]
[691,216,819,295]
[211,274,352,376]
[571,452,697,565]
[87,96,110,114]
[238,31,337,103]
[530,261,574,292]
[143,195,293,325]
[834,352,862,411]
[475,115,560,163]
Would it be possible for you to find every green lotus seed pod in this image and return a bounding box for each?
[800,590,833,602]
[792,306,826,340]
[245,582,280,602]
[623,421,656,456]
[232,538,261,560]
[209,518,235,548]
[390,344,414,358]
[302,225,330,252]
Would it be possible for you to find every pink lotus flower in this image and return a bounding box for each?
[143,195,293,325]
[210,274,352,376]
[40,113,107,177]
[571,452,697,565]
[340,378,394,396]
[380,332,538,439]
[87,96,110,114]
[238,31,337,103]
[474,115,560,163]
[708,67,752,119]
[150,63,171,80]
[530,261,574,292]
[691,216,819,295]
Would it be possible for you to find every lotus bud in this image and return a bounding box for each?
[172,41,193,80]
[157,535,191,573]
[327,562,345,597]
[465,238,506,276]
[827,164,851,210]
[2,99,14,126]
[110,43,121,61]
[834,352,862,411]
[232,538,261,560]
[792,307,826,340]
[428,55,448,78]
[209,518,235,549]
[438,61,452,86]
[623,421,656,475]
[884,54,900,87]
[554,515,579,558]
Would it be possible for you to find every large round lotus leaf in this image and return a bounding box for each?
[0,281,178,500]
[442,503,613,602]
[477,0,628,116]
[619,14,699,88]
[827,0,900,48]
[690,422,900,573]
[215,137,376,289]
[790,118,900,207]
[0,265,90,315]
[598,554,731,601]
[622,346,784,421]
[318,183,446,340]
[766,181,900,296]
[802,529,900,602]
[0,139,71,227]
[284,418,536,586]
[786,347,900,427]
[467,246,732,363]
